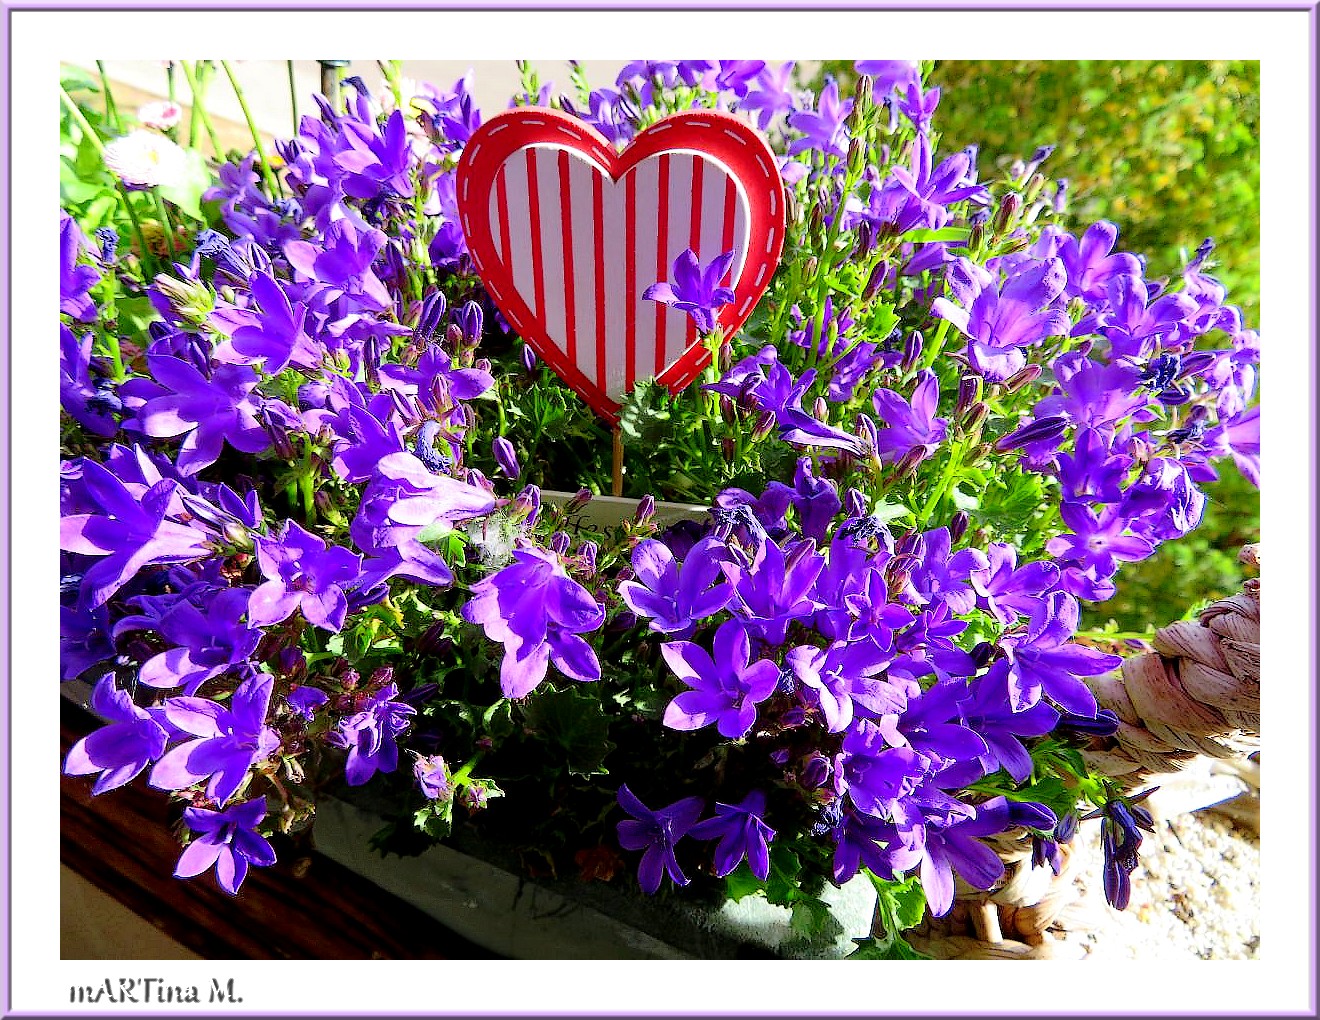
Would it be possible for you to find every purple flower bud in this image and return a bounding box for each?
[722,437,736,463]
[800,752,834,790]
[970,641,996,668]
[855,221,874,257]
[1055,812,1079,843]
[769,747,791,766]
[579,541,598,575]
[416,291,447,344]
[521,343,537,373]
[460,783,490,812]
[512,484,541,524]
[955,376,981,416]
[856,412,879,454]
[844,488,867,519]
[963,401,988,434]
[492,436,521,480]
[995,414,1069,452]
[949,509,970,543]
[566,487,593,513]
[719,394,737,426]
[993,192,1023,234]
[456,300,483,345]
[894,446,925,480]
[259,406,295,461]
[634,494,655,526]
[445,322,465,349]
[550,531,571,555]
[752,411,776,442]
[718,340,733,374]
[901,331,923,373]
[812,396,829,422]
[862,259,889,301]
[1004,363,1043,392]
[1053,178,1069,214]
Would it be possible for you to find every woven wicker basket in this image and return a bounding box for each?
[885,545,1261,960]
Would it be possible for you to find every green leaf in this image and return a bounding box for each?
[618,378,674,447]
[788,896,844,945]
[158,149,212,221]
[722,861,766,903]
[762,844,803,907]
[846,934,929,960]
[866,871,927,934]
[520,684,615,777]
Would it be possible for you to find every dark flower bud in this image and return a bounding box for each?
[722,436,736,463]
[1055,812,1079,843]
[995,414,1069,452]
[460,784,489,812]
[769,747,791,766]
[752,411,776,442]
[808,203,825,240]
[717,340,733,374]
[550,531,571,555]
[968,223,986,251]
[862,259,890,301]
[566,487,593,513]
[970,641,996,668]
[340,668,361,692]
[1024,172,1048,204]
[962,401,988,434]
[1004,363,1043,392]
[369,666,395,690]
[1177,352,1216,378]
[444,322,465,350]
[719,394,738,426]
[492,436,521,480]
[852,74,873,118]
[993,192,1022,234]
[579,541,598,575]
[803,255,819,281]
[800,752,834,790]
[456,300,484,345]
[1056,708,1121,738]
[259,406,296,461]
[416,291,447,344]
[844,488,868,519]
[855,221,874,257]
[894,447,925,481]
[277,646,307,681]
[954,376,981,416]
[901,331,924,373]
[634,494,655,526]
[414,621,455,657]
[949,510,970,543]
[94,226,120,265]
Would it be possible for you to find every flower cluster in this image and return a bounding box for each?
[59,58,1256,954]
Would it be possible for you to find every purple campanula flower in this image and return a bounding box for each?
[63,674,170,795]
[59,459,210,609]
[327,683,417,786]
[230,273,321,374]
[871,135,986,234]
[738,61,798,130]
[660,620,780,739]
[1033,352,1150,431]
[1057,221,1143,302]
[1092,272,1197,361]
[412,753,452,801]
[286,685,328,721]
[1046,502,1155,580]
[854,60,921,95]
[870,369,948,465]
[838,719,931,818]
[689,789,777,879]
[174,798,275,896]
[896,81,940,132]
[615,784,705,894]
[919,796,1050,917]
[905,527,987,615]
[248,520,363,633]
[61,602,116,680]
[149,672,281,804]
[788,458,841,543]
[958,662,1061,782]
[137,588,261,694]
[722,537,824,646]
[787,78,852,159]
[713,60,766,97]
[1056,427,1130,504]
[643,248,735,335]
[970,543,1061,626]
[126,356,271,476]
[1092,794,1155,910]
[283,218,391,313]
[877,679,987,768]
[61,326,119,437]
[828,806,924,885]
[1203,404,1259,488]
[618,536,733,636]
[784,639,904,733]
[378,451,497,527]
[1000,591,1121,715]
[378,344,494,407]
[463,546,605,699]
[60,212,100,323]
[334,108,414,200]
[932,256,1071,382]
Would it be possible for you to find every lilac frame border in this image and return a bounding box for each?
[7,5,1318,1017]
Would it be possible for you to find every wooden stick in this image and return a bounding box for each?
[611,426,624,497]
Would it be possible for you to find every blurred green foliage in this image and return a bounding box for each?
[812,60,1260,630]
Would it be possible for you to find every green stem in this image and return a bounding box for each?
[60,86,154,273]
[95,61,121,133]
[167,61,176,104]
[153,191,178,257]
[220,61,283,198]
[916,440,964,527]
[286,60,299,135]
[181,61,222,157]
[1074,629,1154,643]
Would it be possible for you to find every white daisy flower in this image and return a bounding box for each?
[103,130,188,188]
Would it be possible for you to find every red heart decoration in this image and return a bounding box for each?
[456,108,787,423]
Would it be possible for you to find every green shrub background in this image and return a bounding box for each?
[813,60,1261,630]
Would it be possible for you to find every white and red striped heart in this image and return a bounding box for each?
[456,108,786,422]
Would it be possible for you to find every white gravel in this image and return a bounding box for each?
[1075,809,1260,960]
